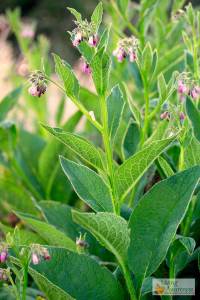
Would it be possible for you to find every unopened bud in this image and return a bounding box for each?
[31,253,40,265]
[160,111,170,120]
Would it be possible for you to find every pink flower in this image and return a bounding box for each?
[72,32,83,47]
[82,61,92,74]
[117,48,126,62]
[88,35,98,47]
[0,250,8,263]
[180,112,185,122]
[31,253,40,265]
[178,80,188,94]
[190,86,200,100]
[28,85,40,97]
[21,25,35,39]
[160,111,170,120]
[43,249,51,261]
[129,51,136,62]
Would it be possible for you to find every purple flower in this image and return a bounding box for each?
[88,35,98,47]
[178,80,188,94]
[82,61,92,74]
[43,249,51,261]
[190,86,200,100]
[28,85,40,97]
[129,51,136,62]
[0,250,8,263]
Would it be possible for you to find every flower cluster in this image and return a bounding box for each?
[76,233,88,253]
[28,70,47,97]
[21,23,35,39]
[113,36,139,63]
[30,244,51,265]
[72,19,99,48]
[0,243,8,263]
[177,73,200,101]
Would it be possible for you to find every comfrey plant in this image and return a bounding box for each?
[0,1,200,300]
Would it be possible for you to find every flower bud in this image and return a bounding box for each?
[82,61,92,75]
[129,51,136,62]
[0,250,8,263]
[160,111,170,120]
[0,269,8,281]
[179,112,185,122]
[177,80,188,94]
[88,34,98,47]
[21,24,35,39]
[72,32,83,47]
[42,248,51,261]
[31,253,40,265]
[76,234,88,252]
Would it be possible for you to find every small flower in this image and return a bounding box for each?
[76,233,88,252]
[30,244,51,265]
[0,244,8,264]
[28,71,47,97]
[179,112,185,123]
[72,32,83,47]
[129,50,136,62]
[113,47,126,62]
[82,61,92,74]
[31,253,40,265]
[21,24,35,39]
[88,34,98,47]
[190,86,200,100]
[177,80,188,94]
[160,111,170,120]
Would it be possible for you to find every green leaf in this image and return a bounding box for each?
[128,166,200,293]
[176,235,196,255]
[186,96,200,142]
[141,42,153,77]
[115,135,178,200]
[38,201,80,240]
[107,85,125,140]
[158,73,167,100]
[53,53,79,98]
[77,41,95,63]
[158,156,174,177]
[60,157,113,212]
[0,87,21,122]
[42,125,103,170]
[98,25,111,50]
[67,7,82,22]
[117,0,129,15]
[91,2,103,32]
[29,247,123,300]
[184,136,200,168]
[16,212,76,251]
[123,121,140,159]
[72,211,130,260]
[0,121,17,152]
[39,111,82,201]
[91,48,111,96]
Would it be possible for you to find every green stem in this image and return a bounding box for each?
[178,145,184,171]
[182,196,197,236]
[140,77,150,146]
[120,260,137,300]
[100,95,118,214]
[8,273,20,300]
[22,262,28,300]
[46,77,102,132]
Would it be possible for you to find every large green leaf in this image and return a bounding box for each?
[186,96,200,141]
[107,85,125,141]
[115,135,177,200]
[53,54,79,98]
[39,201,79,239]
[184,136,200,168]
[128,166,200,294]
[16,212,76,251]
[91,48,111,96]
[42,125,103,170]
[72,211,130,260]
[30,247,124,300]
[0,87,21,122]
[60,157,113,212]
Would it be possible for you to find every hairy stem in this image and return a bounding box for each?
[140,77,150,146]
[22,262,28,300]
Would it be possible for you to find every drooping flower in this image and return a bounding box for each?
[21,24,35,39]
[129,50,137,62]
[177,80,188,94]
[30,244,51,265]
[0,244,8,263]
[160,111,170,120]
[88,34,98,47]
[82,61,92,74]
[179,112,185,123]
[72,31,83,47]
[31,253,40,265]
[113,36,139,63]
[28,71,47,97]
[190,86,200,100]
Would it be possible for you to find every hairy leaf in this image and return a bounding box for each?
[60,157,113,212]
[186,96,200,141]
